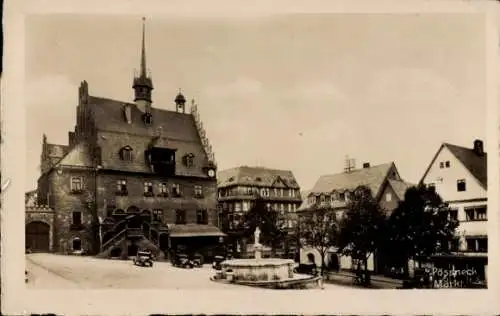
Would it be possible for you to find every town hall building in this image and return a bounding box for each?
[25,18,224,261]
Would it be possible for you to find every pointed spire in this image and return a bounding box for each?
[140,17,147,78]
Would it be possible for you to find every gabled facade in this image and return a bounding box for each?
[419,139,487,284]
[298,162,413,272]
[217,166,303,257]
[26,19,224,260]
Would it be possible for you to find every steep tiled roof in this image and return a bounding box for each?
[88,96,201,141]
[445,143,487,188]
[387,179,414,201]
[217,166,300,189]
[310,162,397,197]
[84,96,211,178]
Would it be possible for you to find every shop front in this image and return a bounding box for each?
[168,224,226,263]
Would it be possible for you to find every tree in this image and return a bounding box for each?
[337,185,387,286]
[298,205,339,275]
[233,196,287,256]
[382,185,459,277]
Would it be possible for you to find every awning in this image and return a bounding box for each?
[168,224,226,238]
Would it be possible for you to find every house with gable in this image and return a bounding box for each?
[26,18,224,260]
[298,161,413,273]
[419,139,488,285]
[217,166,303,257]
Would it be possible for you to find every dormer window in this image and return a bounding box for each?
[120,146,133,161]
[183,153,195,168]
[143,113,152,125]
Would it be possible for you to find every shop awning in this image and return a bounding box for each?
[168,224,226,238]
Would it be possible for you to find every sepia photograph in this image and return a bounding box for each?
[1,0,499,314]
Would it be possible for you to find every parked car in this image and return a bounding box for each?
[133,250,154,267]
[192,253,204,268]
[172,253,194,269]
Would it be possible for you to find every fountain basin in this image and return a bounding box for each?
[221,258,295,281]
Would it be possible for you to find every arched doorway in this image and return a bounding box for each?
[26,221,50,252]
[307,253,315,264]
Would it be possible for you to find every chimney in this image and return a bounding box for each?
[363,162,370,169]
[473,139,484,156]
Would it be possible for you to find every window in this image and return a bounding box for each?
[143,113,152,125]
[234,202,242,213]
[242,201,250,212]
[427,183,436,192]
[280,188,284,197]
[465,206,487,221]
[280,204,285,212]
[194,185,203,198]
[345,192,350,201]
[172,184,182,197]
[70,177,83,193]
[72,211,82,225]
[175,210,186,224]
[144,182,153,196]
[385,193,392,202]
[445,161,450,168]
[457,179,466,192]
[260,188,270,197]
[290,189,295,197]
[153,209,163,221]
[466,238,488,252]
[120,146,133,161]
[184,154,195,168]
[158,183,168,197]
[116,180,127,195]
[339,192,345,201]
[274,188,278,196]
[247,187,254,195]
[72,238,82,251]
[320,195,326,203]
[197,209,208,224]
[439,162,444,169]
[288,204,292,212]
[447,209,458,222]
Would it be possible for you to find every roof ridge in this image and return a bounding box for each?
[444,142,488,155]
[319,161,393,178]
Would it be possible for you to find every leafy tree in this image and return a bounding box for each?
[298,205,339,275]
[337,185,387,286]
[232,196,287,256]
[382,185,459,277]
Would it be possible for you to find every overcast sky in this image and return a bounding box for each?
[25,13,487,192]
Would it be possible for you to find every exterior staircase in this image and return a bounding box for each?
[96,225,167,260]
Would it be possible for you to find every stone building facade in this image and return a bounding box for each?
[26,19,224,260]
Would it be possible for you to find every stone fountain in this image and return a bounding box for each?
[212,227,320,289]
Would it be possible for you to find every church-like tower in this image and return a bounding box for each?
[132,17,154,114]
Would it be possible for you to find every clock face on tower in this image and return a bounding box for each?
[207,169,215,178]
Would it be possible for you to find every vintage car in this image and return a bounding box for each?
[192,253,204,268]
[172,253,195,269]
[133,250,154,267]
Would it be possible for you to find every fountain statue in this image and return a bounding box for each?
[211,225,321,289]
[253,226,263,260]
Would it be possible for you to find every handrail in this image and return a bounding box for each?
[101,228,127,250]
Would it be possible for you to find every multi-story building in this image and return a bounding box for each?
[26,19,224,260]
[299,161,413,273]
[420,139,488,284]
[217,166,303,257]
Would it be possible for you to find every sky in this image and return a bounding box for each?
[24,13,487,192]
